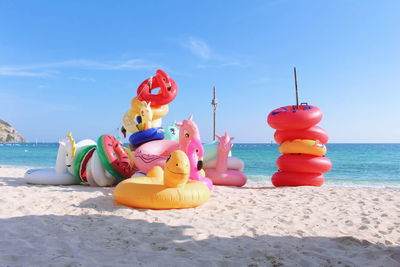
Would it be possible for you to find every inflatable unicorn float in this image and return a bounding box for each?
[24,133,134,186]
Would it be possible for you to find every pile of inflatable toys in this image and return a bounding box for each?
[267,104,332,187]
[24,133,135,186]
[24,69,248,210]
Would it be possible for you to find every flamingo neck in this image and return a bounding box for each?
[216,148,229,172]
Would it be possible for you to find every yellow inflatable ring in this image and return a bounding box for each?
[279,139,327,156]
[114,150,210,209]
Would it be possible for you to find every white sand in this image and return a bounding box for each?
[1,166,399,266]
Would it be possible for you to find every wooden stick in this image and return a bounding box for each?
[211,86,218,140]
[294,67,299,109]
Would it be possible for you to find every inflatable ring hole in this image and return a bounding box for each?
[151,88,161,95]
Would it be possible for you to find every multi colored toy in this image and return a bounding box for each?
[204,132,247,187]
[24,133,96,185]
[24,133,134,186]
[122,70,178,137]
[114,150,210,209]
[267,104,332,187]
[186,139,213,190]
[164,121,179,141]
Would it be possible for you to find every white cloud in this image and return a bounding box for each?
[0,67,49,77]
[183,37,211,59]
[0,58,162,77]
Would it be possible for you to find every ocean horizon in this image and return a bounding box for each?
[1,142,399,188]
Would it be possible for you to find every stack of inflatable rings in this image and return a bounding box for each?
[267,105,332,187]
[124,69,178,147]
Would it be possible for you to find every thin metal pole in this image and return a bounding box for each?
[211,86,218,140]
[294,67,299,109]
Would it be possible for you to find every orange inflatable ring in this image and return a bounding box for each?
[279,139,327,156]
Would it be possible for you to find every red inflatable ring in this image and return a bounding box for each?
[276,154,332,173]
[267,105,322,130]
[97,135,134,182]
[271,171,324,187]
[136,69,178,107]
[73,145,96,183]
[274,125,329,144]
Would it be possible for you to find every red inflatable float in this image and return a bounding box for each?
[267,105,322,130]
[274,125,329,144]
[271,171,324,187]
[276,154,332,173]
[136,69,178,107]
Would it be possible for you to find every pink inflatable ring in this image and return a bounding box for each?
[134,140,179,173]
[267,105,322,131]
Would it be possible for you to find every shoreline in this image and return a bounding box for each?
[1,165,400,189]
[1,166,399,266]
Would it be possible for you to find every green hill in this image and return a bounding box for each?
[0,120,26,143]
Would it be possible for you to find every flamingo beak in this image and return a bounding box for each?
[197,160,203,170]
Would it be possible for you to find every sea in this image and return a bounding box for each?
[0,143,399,188]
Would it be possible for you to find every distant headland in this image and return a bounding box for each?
[0,119,26,143]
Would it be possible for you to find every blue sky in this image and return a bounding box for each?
[1,0,399,143]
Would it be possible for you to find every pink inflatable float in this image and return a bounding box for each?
[204,132,247,187]
[133,140,179,173]
[175,115,200,152]
[134,115,201,173]
[186,139,213,190]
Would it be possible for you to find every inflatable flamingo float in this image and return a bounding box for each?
[186,139,213,190]
[204,132,247,187]
[133,115,211,181]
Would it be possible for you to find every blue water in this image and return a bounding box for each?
[1,143,399,187]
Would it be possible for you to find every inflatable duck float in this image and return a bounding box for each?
[114,150,210,209]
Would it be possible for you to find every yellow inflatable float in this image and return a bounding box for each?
[279,139,327,156]
[114,150,210,209]
[122,97,169,133]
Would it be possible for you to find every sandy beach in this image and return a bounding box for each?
[0,166,399,266]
